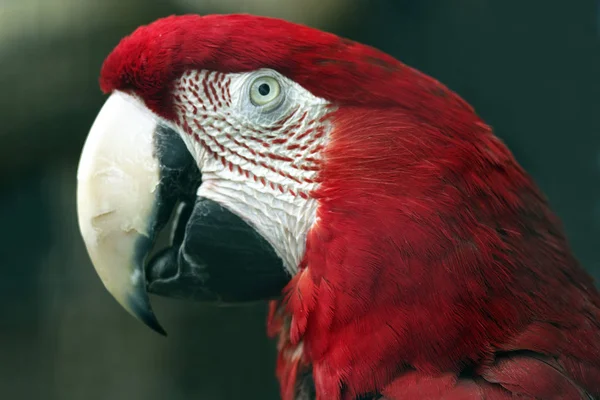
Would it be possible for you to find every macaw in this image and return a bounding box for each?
[76,14,600,400]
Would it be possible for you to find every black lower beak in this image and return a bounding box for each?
[146,197,289,303]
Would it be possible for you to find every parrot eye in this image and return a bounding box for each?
[249,75,282,110]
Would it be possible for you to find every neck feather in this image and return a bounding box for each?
[266,107,593,399]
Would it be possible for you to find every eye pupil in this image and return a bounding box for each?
[258,83,271,96]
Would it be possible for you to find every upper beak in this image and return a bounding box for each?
[77,91,173,335]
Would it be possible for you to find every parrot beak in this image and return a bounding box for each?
[76,91,196,335]
[77,91,288,336]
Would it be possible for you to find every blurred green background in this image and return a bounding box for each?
[1,1,598,399]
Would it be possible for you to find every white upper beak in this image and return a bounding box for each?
[77,91,166,334]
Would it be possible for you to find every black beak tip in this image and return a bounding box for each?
[127,294,168,336]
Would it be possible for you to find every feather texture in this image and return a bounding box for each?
[279,106,600,399]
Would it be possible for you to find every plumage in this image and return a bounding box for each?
[100,14,600,399]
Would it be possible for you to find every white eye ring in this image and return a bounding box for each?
[249,75,282,109]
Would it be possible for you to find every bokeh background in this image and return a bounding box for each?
[1,1,598,399]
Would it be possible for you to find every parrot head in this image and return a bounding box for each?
[77,14,600,399]
[78,13,471,331]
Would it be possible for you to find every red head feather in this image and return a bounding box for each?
[100,14,472,122]
[101,14,600,399]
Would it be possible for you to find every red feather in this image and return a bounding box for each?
[101,14,600,399]
[281,105,600,399]
[100,14,470,121]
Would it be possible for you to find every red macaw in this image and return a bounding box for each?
[76,14,600,399]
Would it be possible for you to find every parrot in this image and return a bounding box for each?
[76,14,600,400]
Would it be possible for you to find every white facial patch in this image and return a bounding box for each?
[170,69,332,274]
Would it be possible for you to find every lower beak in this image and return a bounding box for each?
[76,91,192,335]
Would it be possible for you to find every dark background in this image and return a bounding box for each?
[1,1,598,399]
